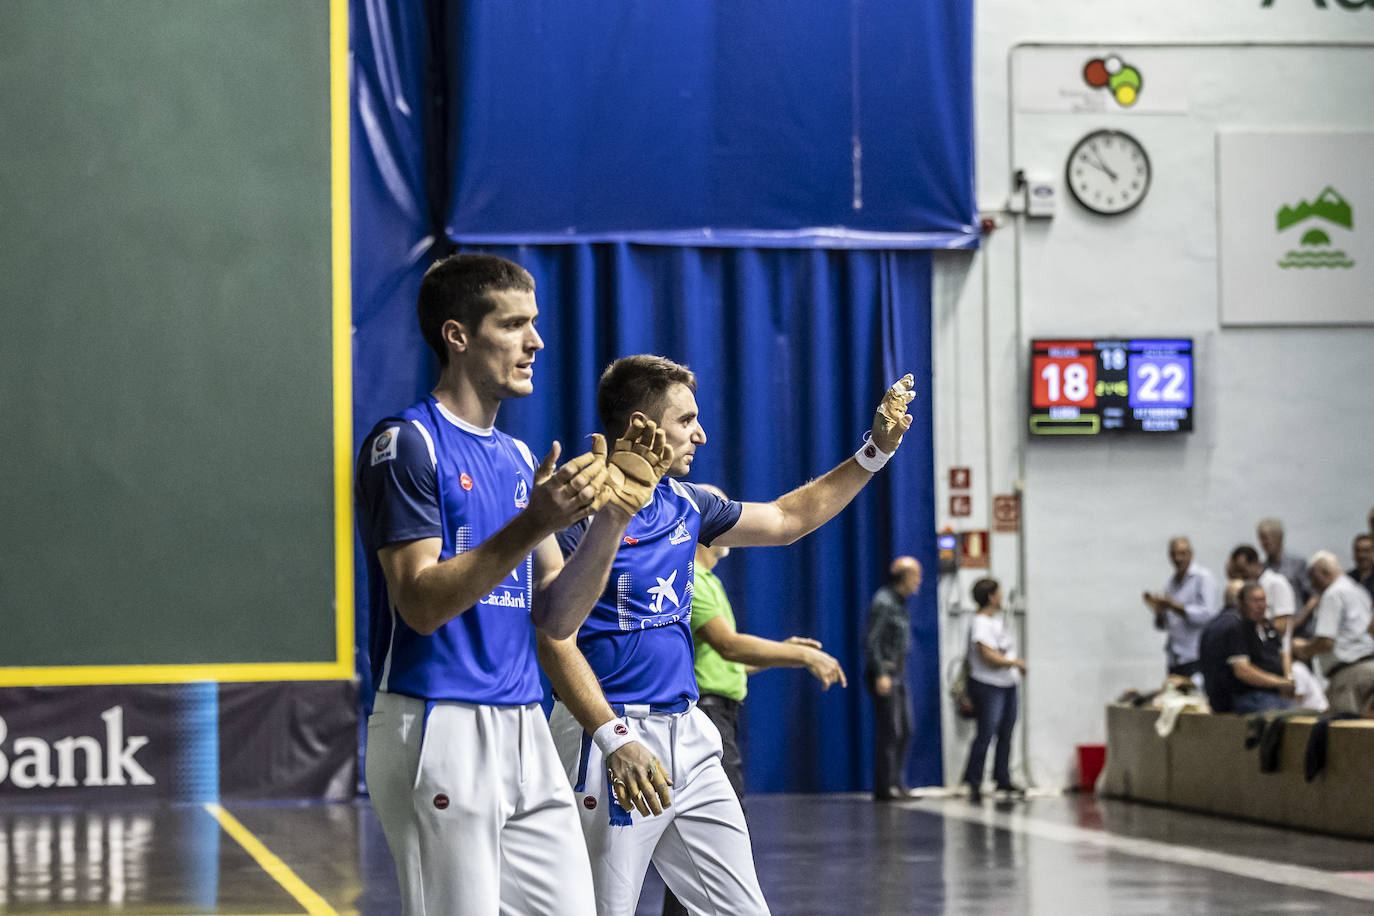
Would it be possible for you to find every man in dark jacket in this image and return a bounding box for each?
[864,556,923,800]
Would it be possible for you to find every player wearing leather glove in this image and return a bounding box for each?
[541,356,917,916]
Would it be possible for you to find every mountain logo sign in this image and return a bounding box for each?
[1276,186,1355,270]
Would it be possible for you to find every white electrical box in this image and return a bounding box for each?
[1025,176,1057,218]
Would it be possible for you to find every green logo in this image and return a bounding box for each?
[1276,186,1354,269]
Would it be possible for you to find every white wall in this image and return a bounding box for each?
[934,0,1374,789]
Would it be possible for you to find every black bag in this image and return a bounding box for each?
[948,656,976,719]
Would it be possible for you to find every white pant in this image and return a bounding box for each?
[548,700,769,916]
[367,692,595,916]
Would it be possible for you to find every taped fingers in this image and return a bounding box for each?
[535,442,561,485]
[871,371,916,453]
[609,774,634,812]
[878,374,916,423]
[635,762,666,816]
[649,758,673,809]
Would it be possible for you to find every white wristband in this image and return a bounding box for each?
[855,437,892,473]
[593,718,636,757]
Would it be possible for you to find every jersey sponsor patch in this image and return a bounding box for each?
[370,426,401,465]
[514,477,529,508]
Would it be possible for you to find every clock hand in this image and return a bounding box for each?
[1088,143,1119,181]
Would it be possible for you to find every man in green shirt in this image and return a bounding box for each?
[662,484,846,916]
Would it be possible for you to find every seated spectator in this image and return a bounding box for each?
[1349,534,1374,599]
[1294,551,1374,716]
[1199,582,1294,714]
[1142,537,1218,681]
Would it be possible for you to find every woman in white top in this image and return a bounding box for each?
[962,578,1026,803]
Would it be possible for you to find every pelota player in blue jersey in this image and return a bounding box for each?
[539,354,914,915]
[356,255,674,916]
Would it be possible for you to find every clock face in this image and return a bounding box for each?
[1065,130,1151,215]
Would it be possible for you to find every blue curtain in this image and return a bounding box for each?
[446,1,976,248]
[351,0,964,791]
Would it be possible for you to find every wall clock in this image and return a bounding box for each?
[1065,129,1151,216]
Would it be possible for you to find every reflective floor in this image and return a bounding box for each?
[2,793,1372,914]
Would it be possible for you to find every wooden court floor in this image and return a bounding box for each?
[2,793,1373,914]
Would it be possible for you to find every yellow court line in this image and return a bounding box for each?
[204,803,339,916]
[328,0,355,675]
[0,662,351,688]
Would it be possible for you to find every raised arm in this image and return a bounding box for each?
[715,375,914,548]
[529,512,629,640]
[530,419,675,639]
[377,442,607,635]
[696,618,846,689]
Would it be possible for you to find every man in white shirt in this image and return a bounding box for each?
[1228,544,1297,634]
[1143,537,1219,679]
[1294,551,1374,715]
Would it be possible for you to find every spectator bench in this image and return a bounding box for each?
[1100,704,1374,840]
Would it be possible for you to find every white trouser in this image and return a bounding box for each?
[366,692,595,916]
[548,700,770,916]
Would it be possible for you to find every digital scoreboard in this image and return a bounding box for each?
[1029,338,1194,436]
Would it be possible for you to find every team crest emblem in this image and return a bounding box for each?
[514,478,529,508]
[370,426,400,466]
[668,516,691,545]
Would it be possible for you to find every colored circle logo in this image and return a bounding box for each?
[374,432,392,452]
[460,473,473,491]
[614,723,628,736]
[583,796,597,810]
[433,794,449,810]
[1083,55,1142,107]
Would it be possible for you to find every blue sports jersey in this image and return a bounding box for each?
[558,479,741,705]
[355,397,542,705]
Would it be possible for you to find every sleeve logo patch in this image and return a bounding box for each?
[370,427,401,466]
